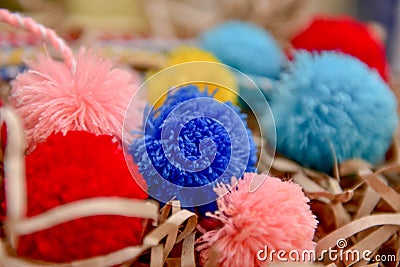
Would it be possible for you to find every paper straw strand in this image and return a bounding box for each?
[1,106,27,248]
[0,9,76,72]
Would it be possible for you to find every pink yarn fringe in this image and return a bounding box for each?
[11,49,140,152]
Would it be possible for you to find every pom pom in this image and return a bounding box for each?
[0,65,27,81]
[146,46,238,107]
[128,85,257,212]
[10,49,140,152]
[291,16,389,81]
[200,21,285,110]
[167,45,225,66]
[16,131,148,263]
[196,173,317,267]
[200,21,285,79]
[267,51,398,173]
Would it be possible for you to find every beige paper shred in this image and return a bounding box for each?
[353,185,381,220]
[259,134,400,267]
[343,225,399,266]
[0,195,197,267]
[150,245,164,267]
[181,232,196,267]
[358,169,400,211]
[9,197,159,236]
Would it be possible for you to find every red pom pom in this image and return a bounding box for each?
[16,131,148,263]
[291,16,389,81]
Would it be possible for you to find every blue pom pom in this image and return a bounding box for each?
[128,85,257,212]
[266,51,398,173]
[0,64,27,81]
[200,20,284,79]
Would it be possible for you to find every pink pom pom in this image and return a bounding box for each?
[10,49,140,152]
[196,173,317,267]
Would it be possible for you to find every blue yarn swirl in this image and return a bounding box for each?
[128,85,257,212]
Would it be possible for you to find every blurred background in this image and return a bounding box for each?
[0,0,400,74]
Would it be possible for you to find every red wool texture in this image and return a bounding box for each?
[291,16,389,81]
[16,131,148,263]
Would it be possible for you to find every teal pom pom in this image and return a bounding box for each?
[200,20,284,78]
[200,21,285,111]
[266,51,398,173]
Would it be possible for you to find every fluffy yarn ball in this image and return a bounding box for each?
[200,20,284,79]
[10,49,140,152]
[291,16,389,81]
[128,85,257,213]
[200,21,285,111]
[146,45,238,107]
[267,51,398,173]
[17,131,148,263]
[196,173,317,267]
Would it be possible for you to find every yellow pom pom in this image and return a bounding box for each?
[146,46,238,107]
[167,46,218,65]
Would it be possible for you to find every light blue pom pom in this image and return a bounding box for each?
[200,20,284,79]
[266,51,398,173]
